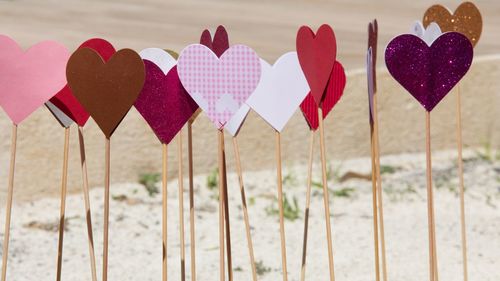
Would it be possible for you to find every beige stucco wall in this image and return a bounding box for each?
[0,55,499,203]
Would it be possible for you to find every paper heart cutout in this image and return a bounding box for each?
[177,44,261,130]
[385,32,473,112]
[411,21,442,46]
[50,38,116,127]
[296,24,337,105]
[140,48,177,74]
[367,47,375,125]
[246,52,309,132]
[135,60,198,144]
[423,2,482,47]
[368,19,378,92]
[67,48,146,138]
[200,25,230,58]
[0,35,70,124]
[300,61,346,130]
[46,101,73,128]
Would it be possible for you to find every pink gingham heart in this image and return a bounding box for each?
[177,44,261,129]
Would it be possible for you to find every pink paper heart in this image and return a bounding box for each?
[0,35,70,124]
[177,44,261,129]
[135,60,198,144]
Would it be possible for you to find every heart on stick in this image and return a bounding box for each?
[300,61,346,130]
[296,24,337,105]
[423,2,482,47]
[200,25,230,58]
[367,19,378,92]
[367,47,375,125]
[385,32,473,112]
[67,48,146,138]
[49,38,116,127]
[411,21,442,46]
[135,49,198,144]
[177,44,261,130]
[0,35,70,124]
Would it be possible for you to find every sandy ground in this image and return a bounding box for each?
[0,148,499,281]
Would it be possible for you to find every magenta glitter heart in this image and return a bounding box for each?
[385,32,473,111]
[135,60,198,144]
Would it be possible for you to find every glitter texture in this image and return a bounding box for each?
[135,60,198,144]
[385,32,473,112]
[423,2,482,47]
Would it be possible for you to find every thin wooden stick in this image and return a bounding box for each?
[178,132,186,281]
[232,137,257,281]
[221,134,233,281]
[78,127,98,281]
[300,131,315,281]
[425,112,436,281]
[1,124,17,281]
[317,108,335,281]
[56,127,70,281]
[188,122,196,281]
[369,118,381,281]
[275,131,288,281]
[102,137,111,281]
[217,130,226,281]
[162,143,168,281]
[456,85,468,281]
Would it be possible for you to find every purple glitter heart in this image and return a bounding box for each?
[385,32,473,111]
[135,60,198,144]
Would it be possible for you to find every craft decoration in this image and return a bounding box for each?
[67,48,146,137]
[368,20,378,92]
[296,24,336,105]
[246,52,309,132]
[177,44,261,130]
[411,21,442,46]
[0,35,70,124]
[140,47,177,74]
[385,32,473,111]
[367,48,375,125]
[46,101,73,128]
[300,61,346,130]
[423,2,482,47]
[200,25,230,58]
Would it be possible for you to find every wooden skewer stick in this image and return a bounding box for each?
[425,112,437,281]
[178,132,186,281]
[369,117,381,281]
[300,131,315,281]
[56,127,71,281]
[102,137,111,281]
[77,127,98,281]
[456,85,468,281]
[232,137,257,281]
[317,108,336,281]
[222,137,233,281]
[217,130,226,281]
[188,122,196,281]
[275,131,288,281]
[1,124,17,281]
[162,143,168,281]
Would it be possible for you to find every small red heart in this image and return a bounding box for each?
[200,25,230,58]
[300,61,346,130]
[50,38,116,127]
[296,24,337,106]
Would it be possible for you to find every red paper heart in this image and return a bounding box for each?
[296,24,337,106]
[50,38,116,126]
[300,61,346,130]
[200,25,230,58]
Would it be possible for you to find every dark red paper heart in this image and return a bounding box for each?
[200,25,230,58]
[50,38,116,126]
[135,61,198,144]
[296,24,337,106]
[300,61,346,130]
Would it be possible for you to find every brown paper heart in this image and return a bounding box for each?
[423,2,482,47]
[66,48,145,138]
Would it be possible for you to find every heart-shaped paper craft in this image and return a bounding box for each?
[385,32,473,112]
[296,24,337,105]
[246,52,309,132]
[67,48,146,138]
[140,48,177,74]
[367,47,375,125]
[200,25,230,58]
[300,61,346,130]
[411,21,442,46]
[46,101,73,128]
[50,38,116,127]
[0,35,70,124]
[177,44,261,130]
[368,19,378,92]
[423,2,482,47]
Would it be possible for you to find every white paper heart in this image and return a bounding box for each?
[139,48,177,74]
[225,104,251,136]
[46,101,73,128]
[246,52,310,132]
[411,21,442,46]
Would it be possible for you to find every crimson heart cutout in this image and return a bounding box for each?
[200,25,230,58]
[296,24,337,106]
[300,61,346,130]
[50,38,116,127]
[135,60,198,144]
